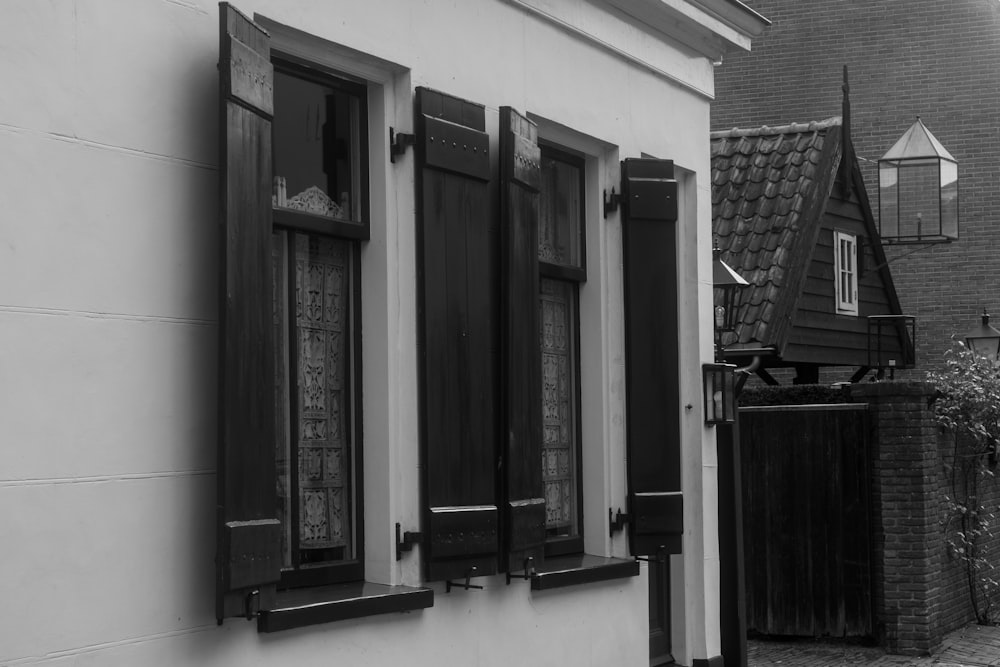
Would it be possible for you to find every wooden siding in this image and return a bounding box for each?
[783,190,902,366]
[742,405,874,638]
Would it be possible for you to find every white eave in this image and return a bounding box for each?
[604,0,770,60]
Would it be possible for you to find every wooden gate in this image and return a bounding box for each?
[740,404,873,638]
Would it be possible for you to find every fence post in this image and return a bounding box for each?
[850,381,942,655]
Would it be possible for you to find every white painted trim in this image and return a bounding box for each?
[504,0,716,99]
[531,114,623,558]
[607,0,765,53]
[256,14,408,84]
[834,230,859,316]
[257,12,418,587]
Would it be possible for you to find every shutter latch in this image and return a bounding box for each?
[506,556,536,585]
[244,589,261,620]
[395,522,423,561]
[609,507,630,537]
[446,567,485,593]
[636,545,670,564]
[390,127,415,163]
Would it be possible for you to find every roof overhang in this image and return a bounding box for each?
[604,0,770,60]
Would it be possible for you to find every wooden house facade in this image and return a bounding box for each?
[711,0,1000,375]
[712,117,910,384]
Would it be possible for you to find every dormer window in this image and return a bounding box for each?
[834,231,858,315]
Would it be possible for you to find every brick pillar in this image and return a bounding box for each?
[851,381,942,655]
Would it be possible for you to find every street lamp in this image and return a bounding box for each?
[965,308,1000,359]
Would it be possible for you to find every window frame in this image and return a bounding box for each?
[537,141,587,558]
[834,230,859,316]
[270,56,369,590]
[218,6,434,630]
[271,55,371,240]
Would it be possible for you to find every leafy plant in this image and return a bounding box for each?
[928,342,1000,624]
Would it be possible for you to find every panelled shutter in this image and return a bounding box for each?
[416,87,499,582]
[216,2,282,622]
[621,158,684,557]
[499,107,546,572]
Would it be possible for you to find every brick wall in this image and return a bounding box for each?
[713,0,1000,376]
[851,381,1000,654]
[853,382,943,654]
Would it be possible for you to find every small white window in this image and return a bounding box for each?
[834,231,858,315]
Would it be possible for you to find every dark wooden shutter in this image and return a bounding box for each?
[216,2,281,622]
[621,158,684,557]
[499,107,545,571]
[416,87,499,582]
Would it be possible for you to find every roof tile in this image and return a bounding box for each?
[711,116,842,349]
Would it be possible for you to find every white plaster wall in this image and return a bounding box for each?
[0,0,727,664]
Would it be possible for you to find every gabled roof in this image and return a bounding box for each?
[711,117,844,350]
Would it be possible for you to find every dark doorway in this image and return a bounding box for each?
[649,558,673,664]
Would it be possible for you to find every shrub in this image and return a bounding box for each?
[928,342,1000,625]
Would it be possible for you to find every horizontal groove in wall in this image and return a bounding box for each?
[0,121,217,172]
[0,469,215,488]
[0,305,215,327]
[5,623,218,666]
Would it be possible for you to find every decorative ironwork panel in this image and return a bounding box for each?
[295,235,350,555]
[540,278,576,532]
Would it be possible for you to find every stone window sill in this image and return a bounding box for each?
[530,554,639,591]
[258,582,433,633]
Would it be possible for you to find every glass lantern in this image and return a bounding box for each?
[878,117,958,244]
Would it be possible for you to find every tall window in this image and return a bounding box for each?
[271,63,368,587]
[538,144,586,556]
[834,230,858,315]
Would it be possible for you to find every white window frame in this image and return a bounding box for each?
[834,230,858,315]
[259,13,414,588]
[529,113,618,558]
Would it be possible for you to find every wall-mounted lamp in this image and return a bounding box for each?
[703,362,737,425]
[713,245,749,333]
[965,308,1000,360]
[713,243,749,363]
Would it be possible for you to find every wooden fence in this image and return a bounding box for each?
[741,404,873,638]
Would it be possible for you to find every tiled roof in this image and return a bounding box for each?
[711,117,843,350]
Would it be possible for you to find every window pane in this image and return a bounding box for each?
[539,151,583,268]
[275,232,356,572]
[897,162,941,239]
[540,278,578,537]
[273,70,361,221]
[295,233,353,565]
